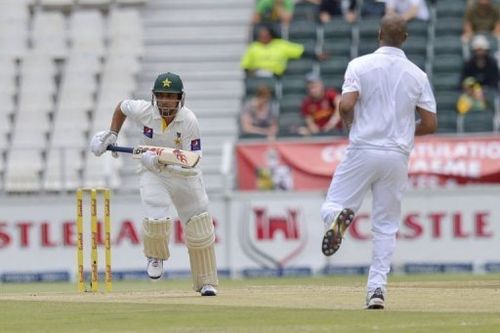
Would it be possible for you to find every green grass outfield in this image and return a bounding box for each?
[1,274,500,333]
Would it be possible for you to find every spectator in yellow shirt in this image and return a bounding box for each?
[241,25,315,77]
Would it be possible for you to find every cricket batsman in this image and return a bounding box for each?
[90,72,218,296]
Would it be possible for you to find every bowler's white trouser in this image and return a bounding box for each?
[139,168,209,225]
[320,148,408,292]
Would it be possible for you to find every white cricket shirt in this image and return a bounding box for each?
[120,99,202,156]
[342,46,436,155]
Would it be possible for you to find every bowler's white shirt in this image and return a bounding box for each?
[386,0,429,21]
[120,99,202,156]
[342,46,436,154]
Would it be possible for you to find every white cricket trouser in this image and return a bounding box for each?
[140,168,209,225]
[320,148,408,292]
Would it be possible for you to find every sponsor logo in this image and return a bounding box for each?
[191,139,201,151]
[143,126,153,138]
[240,207,307,269]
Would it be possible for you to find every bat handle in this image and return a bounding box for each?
[106,145,134,154]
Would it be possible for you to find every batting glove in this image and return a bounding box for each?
[141,150,165,173]
[90,131,118,157]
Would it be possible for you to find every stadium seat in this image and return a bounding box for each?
[44,148,83,191]
[281,75,307,96]
[323,75,344,91]
[434,35,463,55]
[406,20,428,37]
[436,90,460,113]
[292,1,319,22]
[432,73,461,91]
[437,112,458,133]
[319,56,349,76]
[279,93,304,114]
[5,149,43,192]
[278,111,304,137]
[288,20,318,41]
[435,0,467,19]
[403,36,427,56]
[432,54,463,74]
[31,11,68,58]
[407,54,426,70]
[284,58,314,76]
[463,111,494,133]
[244,76,278,97]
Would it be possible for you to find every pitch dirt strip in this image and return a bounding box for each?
[1,281,499,313]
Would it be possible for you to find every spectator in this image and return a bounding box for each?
[299,73,342,136]
[457,77,487,114]
[253,0,294,27]
[319,0,357,23]
[460,34,499,91]
[241,25,324,77]
[462,0,500,43]
[385,0,429,21]
[240,85,279,140]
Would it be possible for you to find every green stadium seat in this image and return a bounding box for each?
[463,111,494,133]
[323,20,353,39]
[278,111,304,137]
[437,112,458,133]
[279,93,304,114]
[323,75,344,91]
[288,20,318,40]
[436,90,460,113]
[434,17,463,37]
[432,54,463,73]
[323,37,352,57]
[434,35,463,54]
[407,54,426,70]
[292,1,319,22]
[281,75,307,95]
[436,0,467,18]
[403,36,427,55]
[407,20,428,37]
[284,58,315,76]
[244,77,278,97]
[289,38,316,55]
[432,73,461,91]
[319,55,349,76]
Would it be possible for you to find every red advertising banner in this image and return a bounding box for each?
[236,136,500,191]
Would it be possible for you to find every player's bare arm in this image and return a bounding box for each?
[339,91,358,130]
[415,106,437,136]
[110,101,127,134]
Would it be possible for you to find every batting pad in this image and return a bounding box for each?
[142,218,172,260]
[185,212,218,291]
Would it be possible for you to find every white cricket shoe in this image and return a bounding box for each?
[200,284,217,296]
[147,257,163,280]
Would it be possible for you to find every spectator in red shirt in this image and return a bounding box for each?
[299,73,342,136]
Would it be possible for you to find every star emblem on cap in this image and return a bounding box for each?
[162,78,172,88]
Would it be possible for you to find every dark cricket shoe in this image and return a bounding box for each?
[366,287,385,310]
[321,208,355,256]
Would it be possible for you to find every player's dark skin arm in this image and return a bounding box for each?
[109,101,127,134]
[339,91,358,130]
[415,106,437,136]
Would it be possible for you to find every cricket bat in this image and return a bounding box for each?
[107,145,200,168]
